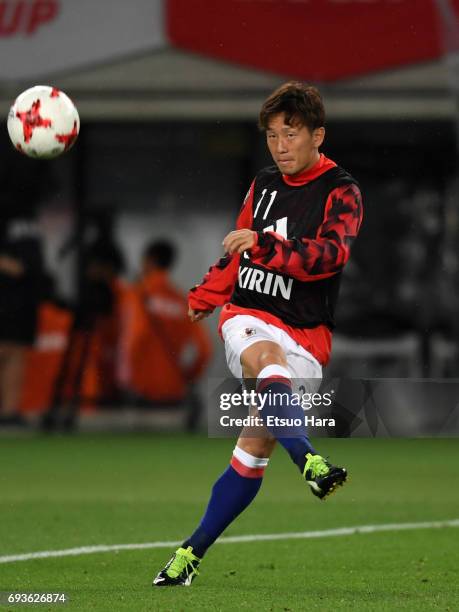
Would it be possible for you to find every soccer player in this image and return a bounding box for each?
[153,82,363,586]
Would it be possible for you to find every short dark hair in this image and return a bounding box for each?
[259,81,325,132]
[144,239,177,270]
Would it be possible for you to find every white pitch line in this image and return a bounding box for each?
[1,518,458,565]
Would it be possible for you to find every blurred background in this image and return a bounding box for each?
[0,0,458,432]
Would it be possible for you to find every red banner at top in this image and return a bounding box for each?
[167,0,453,81]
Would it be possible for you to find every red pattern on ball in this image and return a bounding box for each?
[55,120,78,150]
[16,99,53,143]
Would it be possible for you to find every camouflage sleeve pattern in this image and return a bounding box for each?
[250,183,363,282]
[188,181,255,310]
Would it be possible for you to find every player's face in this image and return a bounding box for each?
[266,113,325,175]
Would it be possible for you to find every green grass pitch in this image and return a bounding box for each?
[1,434,458,611]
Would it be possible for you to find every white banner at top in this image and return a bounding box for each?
[0,0,165,81]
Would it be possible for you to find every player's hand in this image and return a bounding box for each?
[223,229,257,255]
[188,306,212,322]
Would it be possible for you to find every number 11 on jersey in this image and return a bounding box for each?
[253,189,278,220]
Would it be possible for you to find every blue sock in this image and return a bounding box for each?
[257,365,317,473]
[184,448,267,558]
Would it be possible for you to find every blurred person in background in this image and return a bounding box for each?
[0,201,43,426]
[154,82,362,586]
[75,240,131,405]
[126,239,212,426]
[20,274,73,416]
[41,240,132,430]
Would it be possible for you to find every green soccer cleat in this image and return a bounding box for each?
[303,453,347,500]
[153,546,201,587]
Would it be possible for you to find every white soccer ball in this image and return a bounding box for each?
[7,85,80,159]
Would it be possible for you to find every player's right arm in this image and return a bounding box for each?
[223,183,363,282]
[188,181,255,320]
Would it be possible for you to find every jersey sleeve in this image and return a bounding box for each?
[188,181,255,311]
[249,183,363,282]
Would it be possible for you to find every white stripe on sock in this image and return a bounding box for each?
[233,445,269,468]
[257,364,291,387]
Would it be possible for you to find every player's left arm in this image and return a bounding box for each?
[223,183,363,282]
[188,180,256,319]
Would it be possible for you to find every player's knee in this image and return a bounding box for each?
[237,437,276,459]
[243,350,287,378]
[241,343,287,379]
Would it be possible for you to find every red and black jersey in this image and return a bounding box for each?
[231,163,360,328]
[189,154,363,365]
